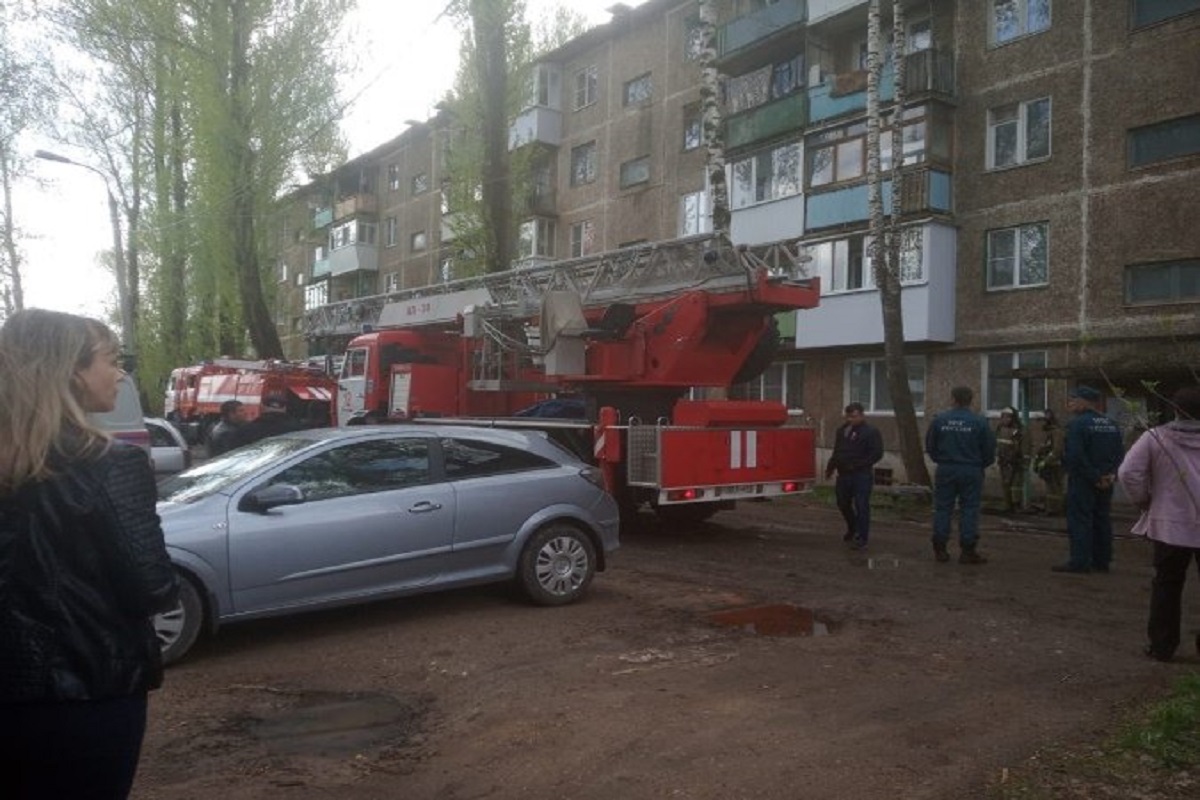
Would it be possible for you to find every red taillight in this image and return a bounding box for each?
[667,488,703,502]
[781,481,800,493]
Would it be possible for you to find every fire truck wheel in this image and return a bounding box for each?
[518,523,597,606]
[154,572,204,666]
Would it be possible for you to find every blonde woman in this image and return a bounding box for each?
[0,309,178,799]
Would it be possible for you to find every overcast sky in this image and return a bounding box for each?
[18,0,637,321]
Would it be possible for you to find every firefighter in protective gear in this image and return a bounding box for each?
[994,407,1026,512]
[1033,408,1065,514]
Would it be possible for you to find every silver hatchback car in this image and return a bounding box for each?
[153,425,620,663]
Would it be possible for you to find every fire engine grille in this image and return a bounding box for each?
[625,426,661,486]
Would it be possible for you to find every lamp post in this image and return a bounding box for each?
[34,149,133,342]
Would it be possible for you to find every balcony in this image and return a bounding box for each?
[334,193,377,221]
[808,49,954,126]
[718,0,806,61]
[805,167,952,230]
[312,256,331,278]
[329,244,378,277]
[726,92,809,151]
[509,106,562,150]
[807,0,866,24]
[312,206,333,229]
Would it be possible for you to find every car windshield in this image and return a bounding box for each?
[158,436,314,504]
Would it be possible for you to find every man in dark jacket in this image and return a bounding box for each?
[825,402,884,550]
[1054,385,1125,573]
[925,386,996,564]
[207,399,248,457]
[239,396,302,446]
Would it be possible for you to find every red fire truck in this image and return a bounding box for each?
[310,234,820,522]
[163,358,336,439]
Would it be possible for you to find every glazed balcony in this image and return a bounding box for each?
[312,256,331,278]
[509,106,562,150]
[718,0,806,61]
[808,49,954,125]
[312,206,333,229]
[805,166,952,230]
[726,92,809,151]
[329,244,378,277]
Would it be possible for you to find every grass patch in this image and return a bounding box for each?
[990,672,1200,799]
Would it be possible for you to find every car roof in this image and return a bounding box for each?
[284,423,552,448]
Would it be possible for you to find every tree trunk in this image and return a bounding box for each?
[472,0,512,272]
[698,0,729,236]
[0,155,25,314]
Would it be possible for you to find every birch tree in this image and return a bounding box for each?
[866,0,929,485]
[697,0,729,236]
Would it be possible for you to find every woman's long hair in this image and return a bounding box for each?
[0,309,117,493]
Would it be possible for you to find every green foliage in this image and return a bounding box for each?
[1118,672,1200,769]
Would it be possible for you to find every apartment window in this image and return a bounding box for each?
[808,108,929,187]
[330,220,376,250]
[679,190,710,237]
[624,73,653,106]
[304,282,328,311]
[411,172,429,195]
[987,98,1051,169]
[684,17,705,60]
[294,272,305,287]
[411,231,427,252]
[847,356,926,413]
[907,18,932,52]
[570,141,597,186]
[1128,114,1200,168]
[1125,259,1200,304]
[439,256,455,283]
[683,105,702,151]
[277,261,288,283]
[384,272,401,293]
[569,220,595,258]
[730,141,802,208]
[384,216,397,247]
[387,163,400,191]
[987,222,1048,289]
[811,228,924,294]
[990,0,1051,45]
[619,156,651,188]
[731,361,805,410]
[574,65,598,110]
[518,218,556,259]
[985,351,1047,412]
[1131,0,1200,28]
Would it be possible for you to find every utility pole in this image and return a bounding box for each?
[34,149,134,344]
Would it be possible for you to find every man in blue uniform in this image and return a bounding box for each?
[825,402,884,550]
[1054,385,1125,573]
[925,386,996,564]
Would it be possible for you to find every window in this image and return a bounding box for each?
[619,156,651,188]
[304,282,328,311]
[341,347,368,378]
[808,108,930,188]
[987,223,1048,289]
[384,216,397,247]
[679,190,710,237]
[410,230,427,252]
[907,18,932,52]
[684,17,705,60]
[987,98,1051,169]
[985,351,1048,412]
[1125,259,1200,304]
[518,218,556,259]
[441,438,555,480]
[990,0,1051,44]
[1128,114,1200,168]
[683,104,702,151]
[570,220,595,258]
[1132,0,1200,28]
[846,356,926,413]
[329,220,376,250]
[730,141,802,208]
[624,73,653,106]
[411,172,429,195]
[439,256,455,283]
[725,55,804,115]
[570,141,597,186]
[277,261,288,283]
[731,361,805,410]
[574,65,598,109]
[270,439,433,502]
[384,272,400,293]
[387,163,400,191]
[811,229,924,294]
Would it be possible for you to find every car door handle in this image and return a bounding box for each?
[407,501,443,513]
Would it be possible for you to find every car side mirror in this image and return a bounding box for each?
[240,484,306,514]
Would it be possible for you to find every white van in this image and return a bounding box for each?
[88,374,151,452]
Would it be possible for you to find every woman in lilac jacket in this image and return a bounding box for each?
[1118,387,1200,662]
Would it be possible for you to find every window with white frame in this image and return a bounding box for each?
[730,141,802,208]
[808,107,933,187]
[683,104,702,151]
[987,98,1050,169]
[846,356,926,413]
[439,256,455,283]
[518,218,556,259]
[387,163,400,191]
[989,0,1051,45]
[384,216,397,247]
[987,222,1048,289]
[679,190,710,237]
[304,282,328,311]
[574,65,598,110]
[384,272,401,293]
[329,220,376,250]
[278,261,288,283]
[731,361,805,410]
[569,219,595,258]
[907,18,932,52]
[985,351,1047,412]
[812,226,923,293]
[570,141,597,186]
[623,73,652,106]
[619,156,651,188]
[411,172,429,195]
[411,230,427,252]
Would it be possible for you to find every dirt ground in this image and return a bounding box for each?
[132,497,1199,800]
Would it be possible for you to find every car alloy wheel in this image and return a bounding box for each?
[519,523,597,606]
[155,574,203,665]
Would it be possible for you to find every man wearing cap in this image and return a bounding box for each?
[1054,385,1125,573]
[926,386,996,564]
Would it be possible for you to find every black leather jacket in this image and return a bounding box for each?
[1,443,179,703]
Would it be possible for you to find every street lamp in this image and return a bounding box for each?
[33,149,133,342]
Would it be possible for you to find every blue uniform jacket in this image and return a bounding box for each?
[925,407,996,468]
[1064,409,1124,483]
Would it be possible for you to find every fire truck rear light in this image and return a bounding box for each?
[667,488,702,502]
[781,481,800,493]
